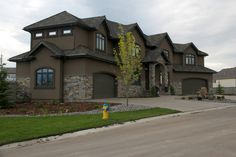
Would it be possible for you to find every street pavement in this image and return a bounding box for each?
[1,106,236,157]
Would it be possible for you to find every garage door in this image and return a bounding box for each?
[182,79,207,95]
[93,73,116,99]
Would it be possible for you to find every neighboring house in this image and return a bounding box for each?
[5,67,16,81]
[9,11,215,101]
[213,67,236,95]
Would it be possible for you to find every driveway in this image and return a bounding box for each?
[1,106,236,157]
[91,96,235,112]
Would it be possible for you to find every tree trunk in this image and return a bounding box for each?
[125,86,129,106]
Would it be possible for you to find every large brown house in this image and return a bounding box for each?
[9,11,215,101]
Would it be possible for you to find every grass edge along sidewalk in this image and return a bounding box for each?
[0,107,180,146]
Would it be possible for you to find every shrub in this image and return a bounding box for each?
[216,84,224,95]
[170,85,175,95]
[188,96,193,100]
[150,86,157,97]
[0,69,13,108]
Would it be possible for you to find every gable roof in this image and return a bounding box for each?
[24,11,90,31]
[82,16,106,29]
[173,42,208,56]
[213,67,236,80]
[145,32,175,49]
[9,41,63,62]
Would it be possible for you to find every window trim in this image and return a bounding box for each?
[95,33,106,52]
[35,67,55,89]
[185,54,195,65]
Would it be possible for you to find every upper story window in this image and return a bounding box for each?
[163,49,169,58]
[185,54,195,65]
[36,68,54,88]
[132,44,141,56]
[48,30,57,37]
[96,33,105,52]
[35,32,43,38]
[62,28,72,35]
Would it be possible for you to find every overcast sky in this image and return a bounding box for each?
[0,0,235,71]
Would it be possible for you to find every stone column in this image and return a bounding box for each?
[149,63,156,89]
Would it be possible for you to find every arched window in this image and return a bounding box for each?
[96,33,105,52]
[36,68,54,88]
[185,54,195,65]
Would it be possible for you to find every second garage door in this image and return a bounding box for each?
[93,73,116,99]
[182,78,207,95]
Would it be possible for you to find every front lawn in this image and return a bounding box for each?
[0,107,180,146]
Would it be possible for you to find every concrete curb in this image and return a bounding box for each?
[0,105,235,150]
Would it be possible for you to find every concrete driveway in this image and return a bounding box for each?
[1,106,236,157]
[92,96,235,112]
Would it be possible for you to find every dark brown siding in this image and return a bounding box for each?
[173,53,183,65]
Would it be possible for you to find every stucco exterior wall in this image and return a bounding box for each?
[31,27,75,50]
[213,79,236,88]
[172,72,213,95]
[30,47,62,100]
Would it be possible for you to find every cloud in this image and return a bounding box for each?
[0,0,235,71]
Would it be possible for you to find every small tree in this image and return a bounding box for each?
[114,26,143,106]
[216,83,224,95]
[0,68,11,108]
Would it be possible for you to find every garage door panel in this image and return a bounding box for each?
[182,79,207,95]
[93,73,116,99]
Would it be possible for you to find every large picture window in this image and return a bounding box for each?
[96,33,105,52]
[185,54,195,65]
[36,68,54,88]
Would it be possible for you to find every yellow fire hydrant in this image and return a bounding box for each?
[102,103,109,120]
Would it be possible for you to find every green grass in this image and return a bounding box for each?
[0,107,179,146]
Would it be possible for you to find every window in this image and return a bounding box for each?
[185,54,195,65]
[48,30,57,36]
[63,29,72,35]
[96,33,105,52]
[163,50,169,58]
[36,68,54,88]
[35,32,43,38]
[132,44,141,56]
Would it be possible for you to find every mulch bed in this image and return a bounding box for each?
[0,102,120,116]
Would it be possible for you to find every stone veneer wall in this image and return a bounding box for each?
[117,80,143,97]
[172,81,182,95]
[64,75,93,101]
[16,77,31,101]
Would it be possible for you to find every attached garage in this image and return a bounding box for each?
[93,73,116,99]
[182,78,208,95]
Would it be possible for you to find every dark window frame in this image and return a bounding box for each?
[48,30,58,37]
[185,54,195,65]
[95,33,106,52]
[62,28,73,36]
[34,32,44,39]
[163,49,169,58]
[35,67,55,89]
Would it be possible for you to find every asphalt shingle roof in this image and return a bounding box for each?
[173,43,208,56]
[24,11,89,31]
[213,67,236,80]
[173,65,216,73]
